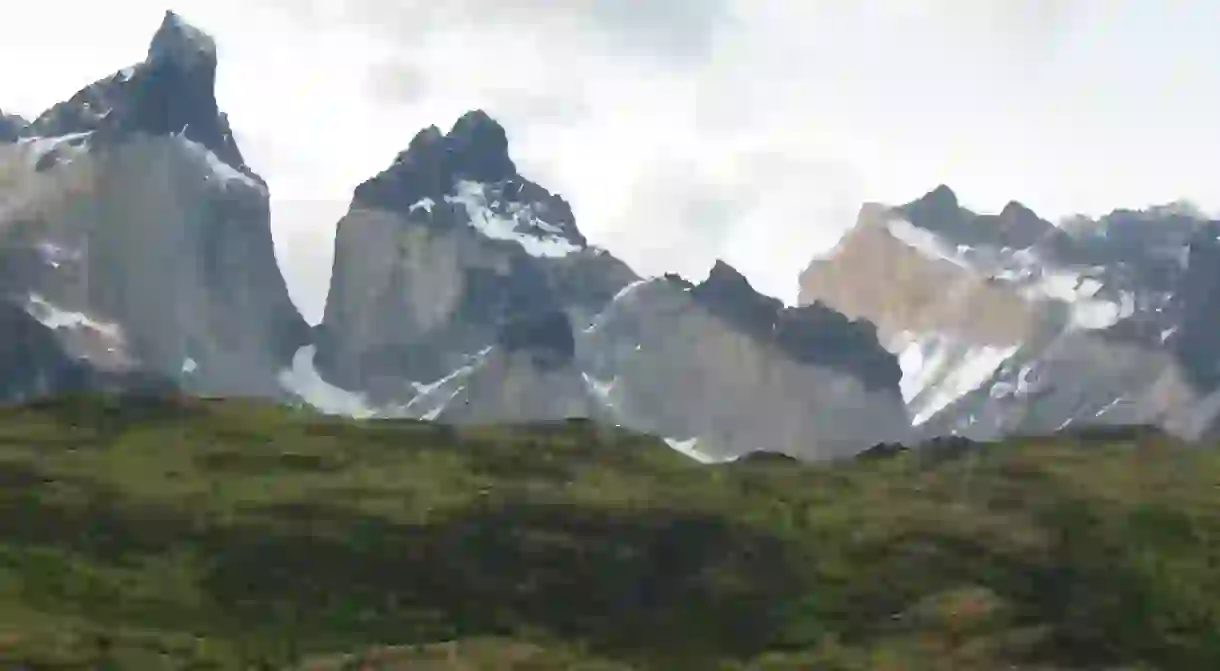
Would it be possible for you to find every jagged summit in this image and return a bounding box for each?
[147,10,218,71]
[25,9,247,171]
[0,10,308,401]
[120,10,243,167]
[999,200,1037,220]
[446,109,516,183]
[889,185,1067,251]
[925,184,959,208]
[668,259,899,389]
[897,184,962,221]
[355,109,522,212]
[691,259,783,325]
[345,109,586,256]
[702,259,756,289]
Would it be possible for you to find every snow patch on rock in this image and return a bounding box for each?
[14,132,91,170]
[663,436,736,464]
[174,133,264,193]
[893,332,1019,425]
[280,345,376,419]
[886,216,1133,331]
[445,180,580,258]
[25,294,122,340]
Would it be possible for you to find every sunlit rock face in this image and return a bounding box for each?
[799,185,1220,443]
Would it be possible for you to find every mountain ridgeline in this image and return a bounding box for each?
[800,185,1220,444]
[4,11,1220,459]
[309,108,910,459]
[0,10,307,402]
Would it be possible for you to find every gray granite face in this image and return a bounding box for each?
[0,298,91,400]
[0,297,179,402]
[0,11,309,402]
[314,109,912,459]
[577,271,912,461]
[689,261,901,391]
[0,110,26,143]
[315,110,625,396]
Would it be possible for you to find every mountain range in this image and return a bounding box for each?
[3,11,1219,461]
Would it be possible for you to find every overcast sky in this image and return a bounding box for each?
[3,1,1219,323]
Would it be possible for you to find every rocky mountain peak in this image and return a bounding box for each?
[355,109,523,213]
[405,125,444,155]
[147,10,218,72]
[926,183,959,207]
[685,260,898,389]
[690,260,784,331]
[999,200,1037,222]
[982,199,1057,249]
[446,109,516,183]
[121,10,242,167]
[699,259,760,294]
[894,184,967,236]
[25,10,245,170]
[0,109,27,143]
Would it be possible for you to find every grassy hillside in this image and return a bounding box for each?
[0,395,1217,670]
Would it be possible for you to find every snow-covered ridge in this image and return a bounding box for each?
[21,294,132,369]
[884,216,1134,331]
[13,132,91,170]
[583,278,652,334]
[25,294,122,340]
[8,127,259,197]
[885,219,972,271]
[172,127,264,193]
[444,180,580,258]
[663,436,735,464]
[892,331,1019,426]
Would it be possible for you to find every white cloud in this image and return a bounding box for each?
[2,1,1218,325]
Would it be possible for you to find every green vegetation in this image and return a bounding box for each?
[0,395,1217,669]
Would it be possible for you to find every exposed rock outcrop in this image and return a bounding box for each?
[0,11,308,400]
[799,185,1220,443]
[316,110,634,400]
[0,110,25,143]
[310,111,912,460]
[580,268,911,461]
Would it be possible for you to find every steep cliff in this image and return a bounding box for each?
[307,112,911,459]
[0,11,309,400]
